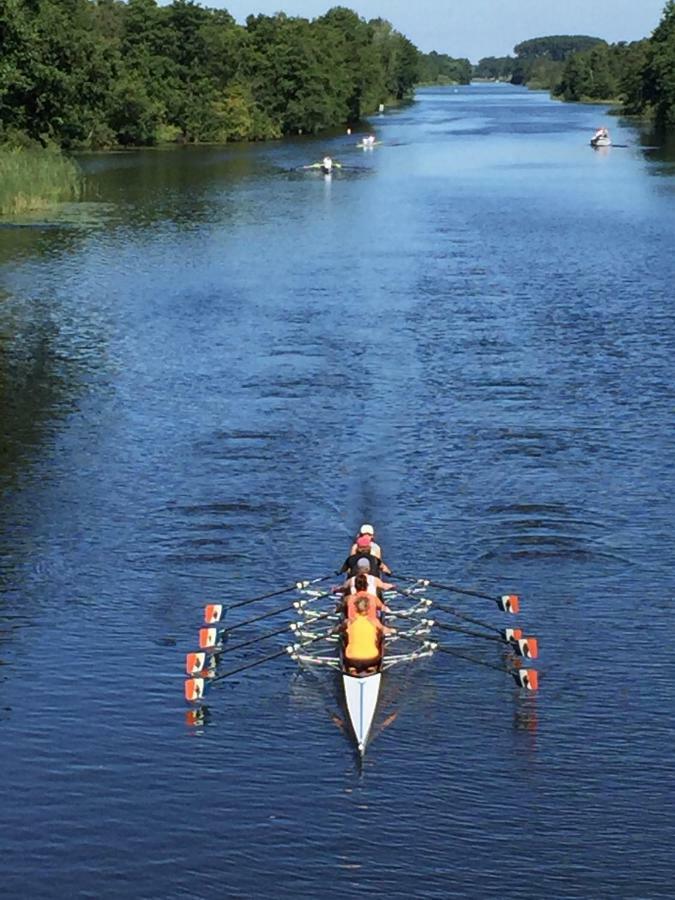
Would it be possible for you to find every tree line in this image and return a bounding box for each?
[0,0,469,150]
[473,1,675,125]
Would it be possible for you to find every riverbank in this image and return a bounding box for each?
[0,147,82,216]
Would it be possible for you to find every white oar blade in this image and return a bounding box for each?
[186,652,206,675]
[498,594,520,614]
[502,627,523,643]
[513,668,539,691]
[184,677,206,702]
[517,637,539,659]
[199,627,219,650]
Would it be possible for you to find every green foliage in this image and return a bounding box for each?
[0,0,423,148]
[417,52,471,85]
[474,36,606,90]
[514,35,606,62]
[642,1,675,124]
[554,1,675,121]
[473,56,515,81]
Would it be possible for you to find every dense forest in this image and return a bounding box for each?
[474,1,675,125]
[0,0,467,150]
[2,0,675,155]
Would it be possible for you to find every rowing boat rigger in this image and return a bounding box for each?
[183,558,539,756]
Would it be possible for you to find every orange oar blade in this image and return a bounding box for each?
[185,709,205,727]
[184,677,206,702]
[517,637,539,659]
[204,604,223,624]
[513,668,539,691]
[186,652,206,675]
[498,594,520,614]
[199,627,219,650]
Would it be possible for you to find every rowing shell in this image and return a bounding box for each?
[184,575,539,756]
[343,672,381,754]
[293,586,436,755]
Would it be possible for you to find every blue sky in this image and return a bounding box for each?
[214,0,667,61]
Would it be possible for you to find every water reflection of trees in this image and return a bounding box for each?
[635,123,675,174]
[0,311,76,494]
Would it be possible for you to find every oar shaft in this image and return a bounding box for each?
[396,574,500,603]
[435,622,500,643]
[433,601,501,635]
[224,589,333,633]
[214,607,335,657]
[436,645,510,674]
[224,602,295,633]
[214,648,289,681]
[216,624,292,656]
[227,574,332,611]
[212,627,331,683]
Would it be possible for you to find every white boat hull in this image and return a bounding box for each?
[343,673,381,755]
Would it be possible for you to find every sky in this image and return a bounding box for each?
[212,0,668,62]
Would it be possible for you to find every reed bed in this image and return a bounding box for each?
[0,148,82,215]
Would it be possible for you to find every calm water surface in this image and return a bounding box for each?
[1,85,674,898]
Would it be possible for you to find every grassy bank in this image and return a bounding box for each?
[0,148,82,215]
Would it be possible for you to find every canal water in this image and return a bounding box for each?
[1,84,674,898]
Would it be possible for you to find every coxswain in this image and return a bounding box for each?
[341,573,390,621]
[341,596,394,676]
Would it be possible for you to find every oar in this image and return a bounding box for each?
[395,575,520,613]
[199,590,334,649]
[435,645,538,690]
[223,574,334,613]
[187,610,336,673]
[203,578,334,623]
[432,600,528,641]
[185,630,331,701]
[187,623,292,674]
[432,622,538,659]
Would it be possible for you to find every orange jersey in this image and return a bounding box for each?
[346,592,384,622]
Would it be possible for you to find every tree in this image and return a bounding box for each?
[643,0,675,124]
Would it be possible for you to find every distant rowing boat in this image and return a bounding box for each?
[591,128,611,148]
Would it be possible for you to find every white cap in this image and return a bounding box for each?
[360,524,374,535]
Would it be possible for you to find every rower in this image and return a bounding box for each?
[342,573,390,621]
[343,534,391,576]
[322,155,333,174]
[341,596,393,676]
[335,558,393,597]
[340,543,383,578]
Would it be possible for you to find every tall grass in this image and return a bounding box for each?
[0,147,82,215]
